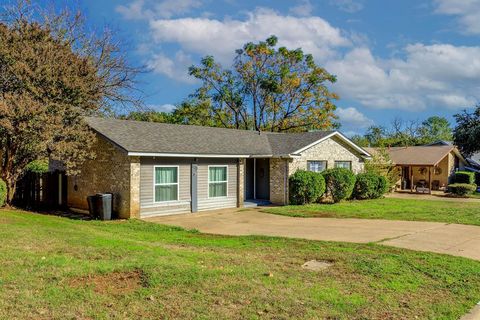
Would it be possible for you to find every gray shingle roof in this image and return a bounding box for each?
[86,117,364,157]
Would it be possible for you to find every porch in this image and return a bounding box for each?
[398,165,445,194]
[244,158,271,205]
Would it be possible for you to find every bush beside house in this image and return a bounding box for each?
[322,168,356,203]
[353,173,389,200]
[448,171,477,196]
[0,179,6,207]
[289,170,326,205]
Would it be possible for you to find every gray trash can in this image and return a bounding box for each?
[95,193,112,221]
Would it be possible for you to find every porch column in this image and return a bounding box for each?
[410,166,414,192]
[428,166,432,194]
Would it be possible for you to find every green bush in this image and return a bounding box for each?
[353,173,389,200]
[289,170,326,205]
[26,159,49,174]
[353,173,378,200]
[322,168,356,203]
[373,175,389,199]
[454,171,475,184]
[448,183,477,196]
[0,179,6,207]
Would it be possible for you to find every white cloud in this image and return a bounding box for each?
[149,104,177,112]
[149,8,350,65]
[289,0,314,17]
[116,0,202,20]
[147,50,197,83]
[434,0,480,34]
[327,44,480,110]
[330,0,364,13]
[336,107,374,129]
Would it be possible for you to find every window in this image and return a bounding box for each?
[209,166,228,197]
[334,161,352,170]
[154,166,179,202]
[307,161,327,173]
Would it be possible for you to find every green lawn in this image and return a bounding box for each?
[265,197,480,226]
[0,210,480,319]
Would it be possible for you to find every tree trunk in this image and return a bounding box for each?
[5,177,17,206]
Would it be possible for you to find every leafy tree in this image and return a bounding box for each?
[0,2,140,204]
[188,36,339,132]
[364,147,400,190]
[419,116,452,144]
[120,110,182,124]
[453,105,480,157]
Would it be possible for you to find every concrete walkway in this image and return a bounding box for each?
[146,208,480,261]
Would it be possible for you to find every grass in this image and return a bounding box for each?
[264,197,480,226]
[469,192,480,199]
[0,210,480,319]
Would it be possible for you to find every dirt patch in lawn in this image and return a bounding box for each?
[69,269,148,295]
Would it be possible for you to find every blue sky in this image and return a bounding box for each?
[59,0,480,135]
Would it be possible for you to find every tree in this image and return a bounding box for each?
[0,2,141,204]
[453,105,480,157]
[188,36,339,132]
[418,116,452,144]
[364,147,400,190]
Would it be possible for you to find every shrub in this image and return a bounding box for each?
[26,159,49,174]
[353,173,378,200]
[322,168,356,203]
[289,170,326,205]
[353,173,389,200]
[0,179,6,207]
[373,175,389,199]
[454,171,475,184]
[448,183,477,196]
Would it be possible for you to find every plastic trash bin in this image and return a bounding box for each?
[87,195,97,217]
[95,193,112,221]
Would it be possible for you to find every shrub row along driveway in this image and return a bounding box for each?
[147,208,480,261]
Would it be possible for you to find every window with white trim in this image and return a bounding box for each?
[307,160,327,173]
[334,161,352,170]
[154,166,179,202]
[208,166,228,197]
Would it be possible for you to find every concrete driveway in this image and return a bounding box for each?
[146,208,480,261]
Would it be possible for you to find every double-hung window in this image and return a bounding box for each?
[334,161,352,170]
[154,166,179,202]
[307,160,327,173]
[208,166,228,198]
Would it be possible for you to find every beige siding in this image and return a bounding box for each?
[197,159,237,211]
[289,135,365,174]
[139,157,238,217]
[140,157,192,217]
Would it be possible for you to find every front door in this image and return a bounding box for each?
[255,158,270,200]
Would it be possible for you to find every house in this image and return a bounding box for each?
[57,117,371,218]
[365,145,467,193]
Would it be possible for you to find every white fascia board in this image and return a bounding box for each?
[128,152,250,158]
[292,131,372,158]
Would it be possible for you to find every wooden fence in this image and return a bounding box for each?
[14,171,67,210]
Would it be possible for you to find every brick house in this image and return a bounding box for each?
[59,117,371,218]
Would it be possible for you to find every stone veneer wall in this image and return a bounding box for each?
[289,136,365,174]
[66,135,140,219]
[237,159,245,207]
[269,158,289,205]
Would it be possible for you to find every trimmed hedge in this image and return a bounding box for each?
[322,168,356,203]
[454,171,475,184]
[289,170,326,205]
[353,173,389,200]
[0,179,6,207]
[373,175,389,199]
[448,183,477,196]
[353,173,378,200]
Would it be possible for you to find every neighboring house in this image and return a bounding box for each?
[57,117,371,218]
[365,145,466,193]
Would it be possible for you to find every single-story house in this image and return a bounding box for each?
[365,145,467,193]
[54,117,371,218]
